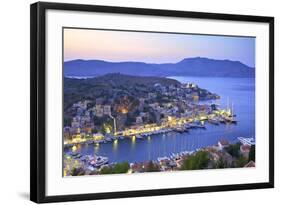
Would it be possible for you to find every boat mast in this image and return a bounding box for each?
[231,102,234,119]
[227,97,229,111]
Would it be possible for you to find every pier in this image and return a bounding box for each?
[114,108,236,138]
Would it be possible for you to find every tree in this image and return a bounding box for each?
[236,156,248,167]
[125,114,135,127]
[102,122,113,134]
[100,162,130,174]
[214,157,228,169]
[148,112,157,123]
[181,151,210,170]
[100,166,112,174]
[248,145,255,162]
[226,143,241,158]
[64,117,72,127]
[113,162,130,174]
[70,167,85,176]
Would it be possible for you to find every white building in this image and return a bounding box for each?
[136,116,143,124]
[103,105,111,116]
[218,139,229,150]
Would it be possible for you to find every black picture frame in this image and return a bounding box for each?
[30,2,274,203]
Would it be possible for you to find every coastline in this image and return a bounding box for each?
[63,75,255,175]
[64,137,255,176]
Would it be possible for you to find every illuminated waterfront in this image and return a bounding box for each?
[64,77,255,164]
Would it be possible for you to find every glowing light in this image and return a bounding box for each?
[121,108,128,114]
[131,135,136,145]
[72,145,77,152]
[63,169,67,176]
[113,139,118,150]
[93,133,104,141]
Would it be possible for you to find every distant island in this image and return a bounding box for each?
[64,57,255,78]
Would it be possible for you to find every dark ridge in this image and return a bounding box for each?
[64,57,255,78]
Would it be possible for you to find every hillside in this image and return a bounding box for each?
[63,73,219,127]
[64,57,255,78]
[64,73,180,111]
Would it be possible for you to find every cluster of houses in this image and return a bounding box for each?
[129,139,255,173]
[64,81,220,143]
[64,138,255,176]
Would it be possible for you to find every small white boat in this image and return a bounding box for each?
[90,156,109,167]
[105,138,112,142]
[157,156,170,162]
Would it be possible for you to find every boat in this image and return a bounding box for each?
[174,127,185,133]
[195,124,206,129]
[105,138,112,142]
[136,135,143,139]
[72,153,82,159]
[157,156,170,162]
[189,123,206,129]
[224,117,237,124]
[170,153,181,160]
[90,156,109,167]
[70,152,79,157]
[185,124,191,129]
[208,119,219,125]
[80,155,88,161]
[219,118,226,123]
[86,140,94,145]
[238,137,255,146]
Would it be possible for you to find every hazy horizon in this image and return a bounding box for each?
[64,56,254,68]
[64,28,255,67]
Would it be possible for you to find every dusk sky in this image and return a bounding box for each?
[64,28,255,67]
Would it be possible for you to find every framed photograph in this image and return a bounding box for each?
[30,2,274,203]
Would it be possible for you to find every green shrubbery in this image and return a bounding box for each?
[181,151,210,170]
[100,162,130,174]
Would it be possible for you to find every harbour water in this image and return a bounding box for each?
[64,77,255,163]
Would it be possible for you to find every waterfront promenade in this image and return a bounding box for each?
[64,107,235,146]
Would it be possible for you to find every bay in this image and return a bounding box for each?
[65,76,255,163]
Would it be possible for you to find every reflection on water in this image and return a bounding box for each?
[131,136,136,146]
[64,77,255,164]
[94,143,99,154]
[113,139,118,151]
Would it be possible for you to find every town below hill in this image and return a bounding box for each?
[64,73,219,131]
